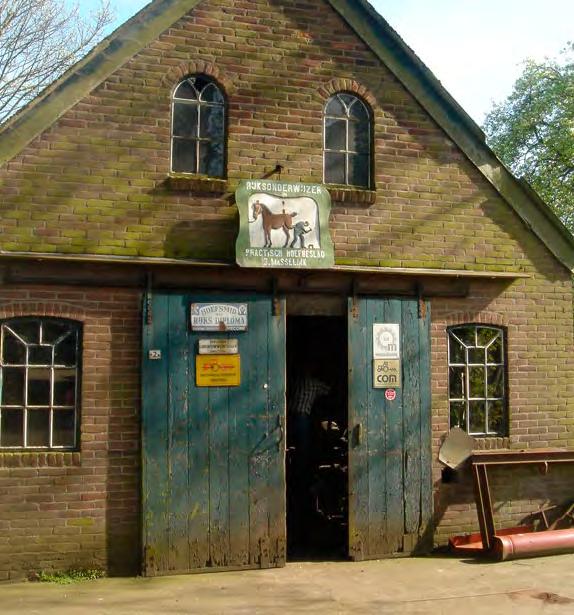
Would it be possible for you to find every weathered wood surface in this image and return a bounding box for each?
[347,297,432,560]
[142,293,286,575]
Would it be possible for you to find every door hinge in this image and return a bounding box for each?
[416,283,427,320]
[272,278,281,317]
[259,536,270,568]
[351,278,360,319]
[145,272,153,326]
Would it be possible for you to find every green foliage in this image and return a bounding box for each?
[483,44,574,234]
[34,568,105,584]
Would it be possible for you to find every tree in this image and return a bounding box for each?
[0,0,112,124]
[483,45,574,234]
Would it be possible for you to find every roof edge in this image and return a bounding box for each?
[0,250,532,278]
[0,0,203,164]
[327,0,574,272]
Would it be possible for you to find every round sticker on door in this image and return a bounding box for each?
[385,389,397,402]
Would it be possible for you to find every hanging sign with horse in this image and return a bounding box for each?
[235,180,335,269]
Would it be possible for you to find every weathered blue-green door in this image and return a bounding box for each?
[142,293,286,575]
[348,297,432,560]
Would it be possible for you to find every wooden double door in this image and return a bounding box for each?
[142,293,432,575]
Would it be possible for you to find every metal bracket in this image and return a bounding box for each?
[351,278,360,320]
[272,278,281,316]
[416,283,427,320]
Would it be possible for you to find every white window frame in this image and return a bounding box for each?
[447,324,507,436]
[323,92,372,188]
[170,75,226,177]
[0,317,81,450]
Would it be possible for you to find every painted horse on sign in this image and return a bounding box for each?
[250,200,297,248]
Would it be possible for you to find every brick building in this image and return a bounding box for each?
[0,0,573,579]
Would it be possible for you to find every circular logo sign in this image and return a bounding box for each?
[385,389,397,402]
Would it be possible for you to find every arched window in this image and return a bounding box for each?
[0,318,81,449]
[324,93,372,188]
[171,75,225,177]
[448,325,507,436]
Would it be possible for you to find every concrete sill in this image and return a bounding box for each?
[327,185,377,205]
[0,452,81,468]
[165,174,228,193]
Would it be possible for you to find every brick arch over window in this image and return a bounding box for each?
[439,311,508,329]
[316,78,378,108]
[0,302,94,323]
[161,60,236,95]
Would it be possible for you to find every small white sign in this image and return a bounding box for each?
[199,339,239,355]
[373,324,400,359]
[148,350,162,360]
[385,389,397,402]
[191,303,248,332]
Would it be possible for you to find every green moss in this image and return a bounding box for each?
[34,568,105,584]
[336,257,381,267]
[67,518,95,527]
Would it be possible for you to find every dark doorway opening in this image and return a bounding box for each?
[286,316,348,560]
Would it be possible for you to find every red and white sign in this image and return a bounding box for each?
[385,389,397,402]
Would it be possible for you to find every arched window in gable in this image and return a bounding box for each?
[324,93,372,188]
[171,75,226,177]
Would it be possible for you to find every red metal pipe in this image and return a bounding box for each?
[494,528,574,561]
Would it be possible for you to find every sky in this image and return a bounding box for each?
[80,0,574,124]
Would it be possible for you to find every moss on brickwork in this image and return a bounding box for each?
[67,518,95,527]
[0,0,571,273]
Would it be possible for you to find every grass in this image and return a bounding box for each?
[32,568,106,584]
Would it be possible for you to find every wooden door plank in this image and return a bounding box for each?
[248,298,271,567]
[187,311,210,569]
[267,298,286,567]
[382,299,404,555]
[347,297,369,561]
[228,326,251,567]
[167,294,192,572]
[419,303,433,550]
[142,294,170,575]
[366,298,387,558]
[402,299,422,543]
[208,382,231,567]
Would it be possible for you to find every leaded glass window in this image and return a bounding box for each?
[0,318,81,449]
[324,93,371,188]
[448,325,507,436]
[171,75,225,177]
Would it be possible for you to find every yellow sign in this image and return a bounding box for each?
[196,354,241,387]
[373,359,402,389]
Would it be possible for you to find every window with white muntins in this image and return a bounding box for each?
[0,318,81,450]
[448,324,507,436]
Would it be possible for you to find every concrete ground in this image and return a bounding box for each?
[1,554,574,614]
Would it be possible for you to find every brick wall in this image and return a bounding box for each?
[0,287,141,580]
[0,0,563,275]
[0,0,572,569]
[431,276,574,542]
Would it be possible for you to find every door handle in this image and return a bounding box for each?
[276,415,284,451]
[354,423,363,447]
